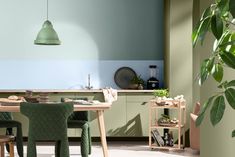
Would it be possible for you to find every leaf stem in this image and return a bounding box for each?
[223,19,235,26]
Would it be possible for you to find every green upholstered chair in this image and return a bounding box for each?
[20,102,73,157]
[0,112,23,157]
[61,97,91,157]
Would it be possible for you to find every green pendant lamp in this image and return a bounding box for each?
[34,0,61,45]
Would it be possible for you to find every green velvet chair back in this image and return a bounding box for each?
[20,102,74,157]
[0,112,12,120]
[68,111,88,121]
[61,97,89,121]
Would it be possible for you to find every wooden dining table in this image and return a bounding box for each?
[0,102,112,157]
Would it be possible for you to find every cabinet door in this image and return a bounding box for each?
[12,113,29,136]
[89,94,126,137]
[126,94,154,137]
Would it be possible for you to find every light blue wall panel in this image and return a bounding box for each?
[0,60,163,89]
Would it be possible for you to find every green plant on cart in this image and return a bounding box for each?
[153,89,169,98]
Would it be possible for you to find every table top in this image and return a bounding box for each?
[0,102,112,112]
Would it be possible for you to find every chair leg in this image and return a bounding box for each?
[81,123,89,157]
[88,125,92,155]
[55,140,61,157]
[9,142,14,157]
[27,138,37,157]
[1,143,4,157]
[5,127,13,153]
[16,124,24,157]
[60,139,70,157]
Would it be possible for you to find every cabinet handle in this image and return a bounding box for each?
[141,102,147,105]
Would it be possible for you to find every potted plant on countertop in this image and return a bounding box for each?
[193,0,235,137]
[129,75,145,90]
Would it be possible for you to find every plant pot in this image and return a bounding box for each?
[129,84,139,89]
[138,84,144,90]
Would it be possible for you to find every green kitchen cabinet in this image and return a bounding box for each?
[89,93,127,136]
[126,93,155,137]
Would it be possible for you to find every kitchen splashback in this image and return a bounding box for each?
[0,60,163,89]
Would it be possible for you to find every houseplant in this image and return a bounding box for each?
[129,75,145,89]
[153,89,169,98]
[193,0,235,137]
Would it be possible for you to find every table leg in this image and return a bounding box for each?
[97,110,109,157]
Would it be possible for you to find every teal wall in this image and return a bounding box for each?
[0,0,164,89]
[0,0,164,60]
[166,0,193,146]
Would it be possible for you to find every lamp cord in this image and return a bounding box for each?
[47,0,48,20]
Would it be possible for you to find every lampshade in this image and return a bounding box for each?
[34,20,61,45]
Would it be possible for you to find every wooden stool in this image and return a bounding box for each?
[0,135,15,157]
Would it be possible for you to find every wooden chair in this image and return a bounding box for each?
[0,135,15,157]
[0,112,24,157]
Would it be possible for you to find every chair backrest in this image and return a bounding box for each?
[20,102,73,140]
[0,112,12,121]
[61,97,89,121]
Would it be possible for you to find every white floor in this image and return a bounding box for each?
[6,142,200,157]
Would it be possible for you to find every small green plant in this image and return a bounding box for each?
[131,75,144,85]
[158,114,170,123]
[153,89,169,97]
